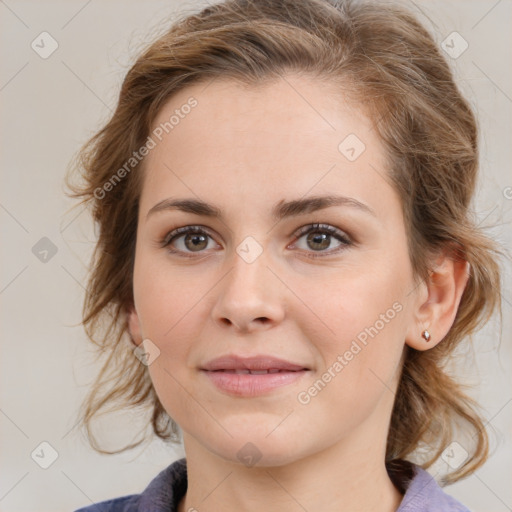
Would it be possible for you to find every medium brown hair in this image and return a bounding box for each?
[67,0,502,484]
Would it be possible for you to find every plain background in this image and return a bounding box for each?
[1,0,511,510]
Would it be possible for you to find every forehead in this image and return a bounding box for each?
[140,75,394,218]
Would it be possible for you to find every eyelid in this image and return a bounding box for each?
[161,224,216,247]
[291,223,351,243]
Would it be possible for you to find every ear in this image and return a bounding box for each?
[127,306,143,347]
[405,252,470,351]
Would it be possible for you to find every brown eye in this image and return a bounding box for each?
[162,226,218,255]
[306,231,331,251]
[292,223,352,257]
[183,233,209,252]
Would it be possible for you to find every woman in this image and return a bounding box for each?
[69,0,502,510]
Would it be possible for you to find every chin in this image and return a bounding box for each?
[202,434,307,469]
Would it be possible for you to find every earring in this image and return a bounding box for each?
[421,329,431,342]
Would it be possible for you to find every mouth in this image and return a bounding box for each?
[201,369,309,397]
[206,368,302,375]
[201,354,310,373]
[200,355,310,396]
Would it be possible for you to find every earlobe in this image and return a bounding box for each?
[127,307,143,346]
[405,253,470,351]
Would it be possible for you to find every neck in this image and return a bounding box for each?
[177,433,403,512]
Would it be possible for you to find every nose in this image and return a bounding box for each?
[211,247,286,334]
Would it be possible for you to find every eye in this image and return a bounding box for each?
[290,223,352,258]
[161,223,352,259]
[161,225,218,256]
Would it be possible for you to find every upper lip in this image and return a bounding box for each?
[201,355,309,371]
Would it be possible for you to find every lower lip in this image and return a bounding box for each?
[201,370,309,397]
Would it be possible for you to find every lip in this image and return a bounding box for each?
[201,355,309,372]
[202,370,308,397]
[200,355,310,397]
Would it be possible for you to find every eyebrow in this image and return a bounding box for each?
[146,194,376,221]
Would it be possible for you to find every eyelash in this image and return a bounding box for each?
[160,223,352,259]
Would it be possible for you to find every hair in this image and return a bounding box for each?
[67,0,502,485]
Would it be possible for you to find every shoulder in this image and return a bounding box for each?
[397,464,471,512]
[74,494,140,512]
[73,457,188,512]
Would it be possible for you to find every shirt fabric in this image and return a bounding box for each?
[74,457,470,511]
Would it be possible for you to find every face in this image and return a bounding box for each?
[129,75,422,467]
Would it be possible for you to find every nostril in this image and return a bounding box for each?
[218,316,270,329]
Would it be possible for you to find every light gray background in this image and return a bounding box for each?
[1,1,511,510]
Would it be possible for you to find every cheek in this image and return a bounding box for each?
[133,252,212,340]
[294,260,408,351]
[291,260,408,407]
[132,253,215,409]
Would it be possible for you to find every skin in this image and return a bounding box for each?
[128,74,469,512]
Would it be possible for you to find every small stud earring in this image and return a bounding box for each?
[421,329,431,342]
